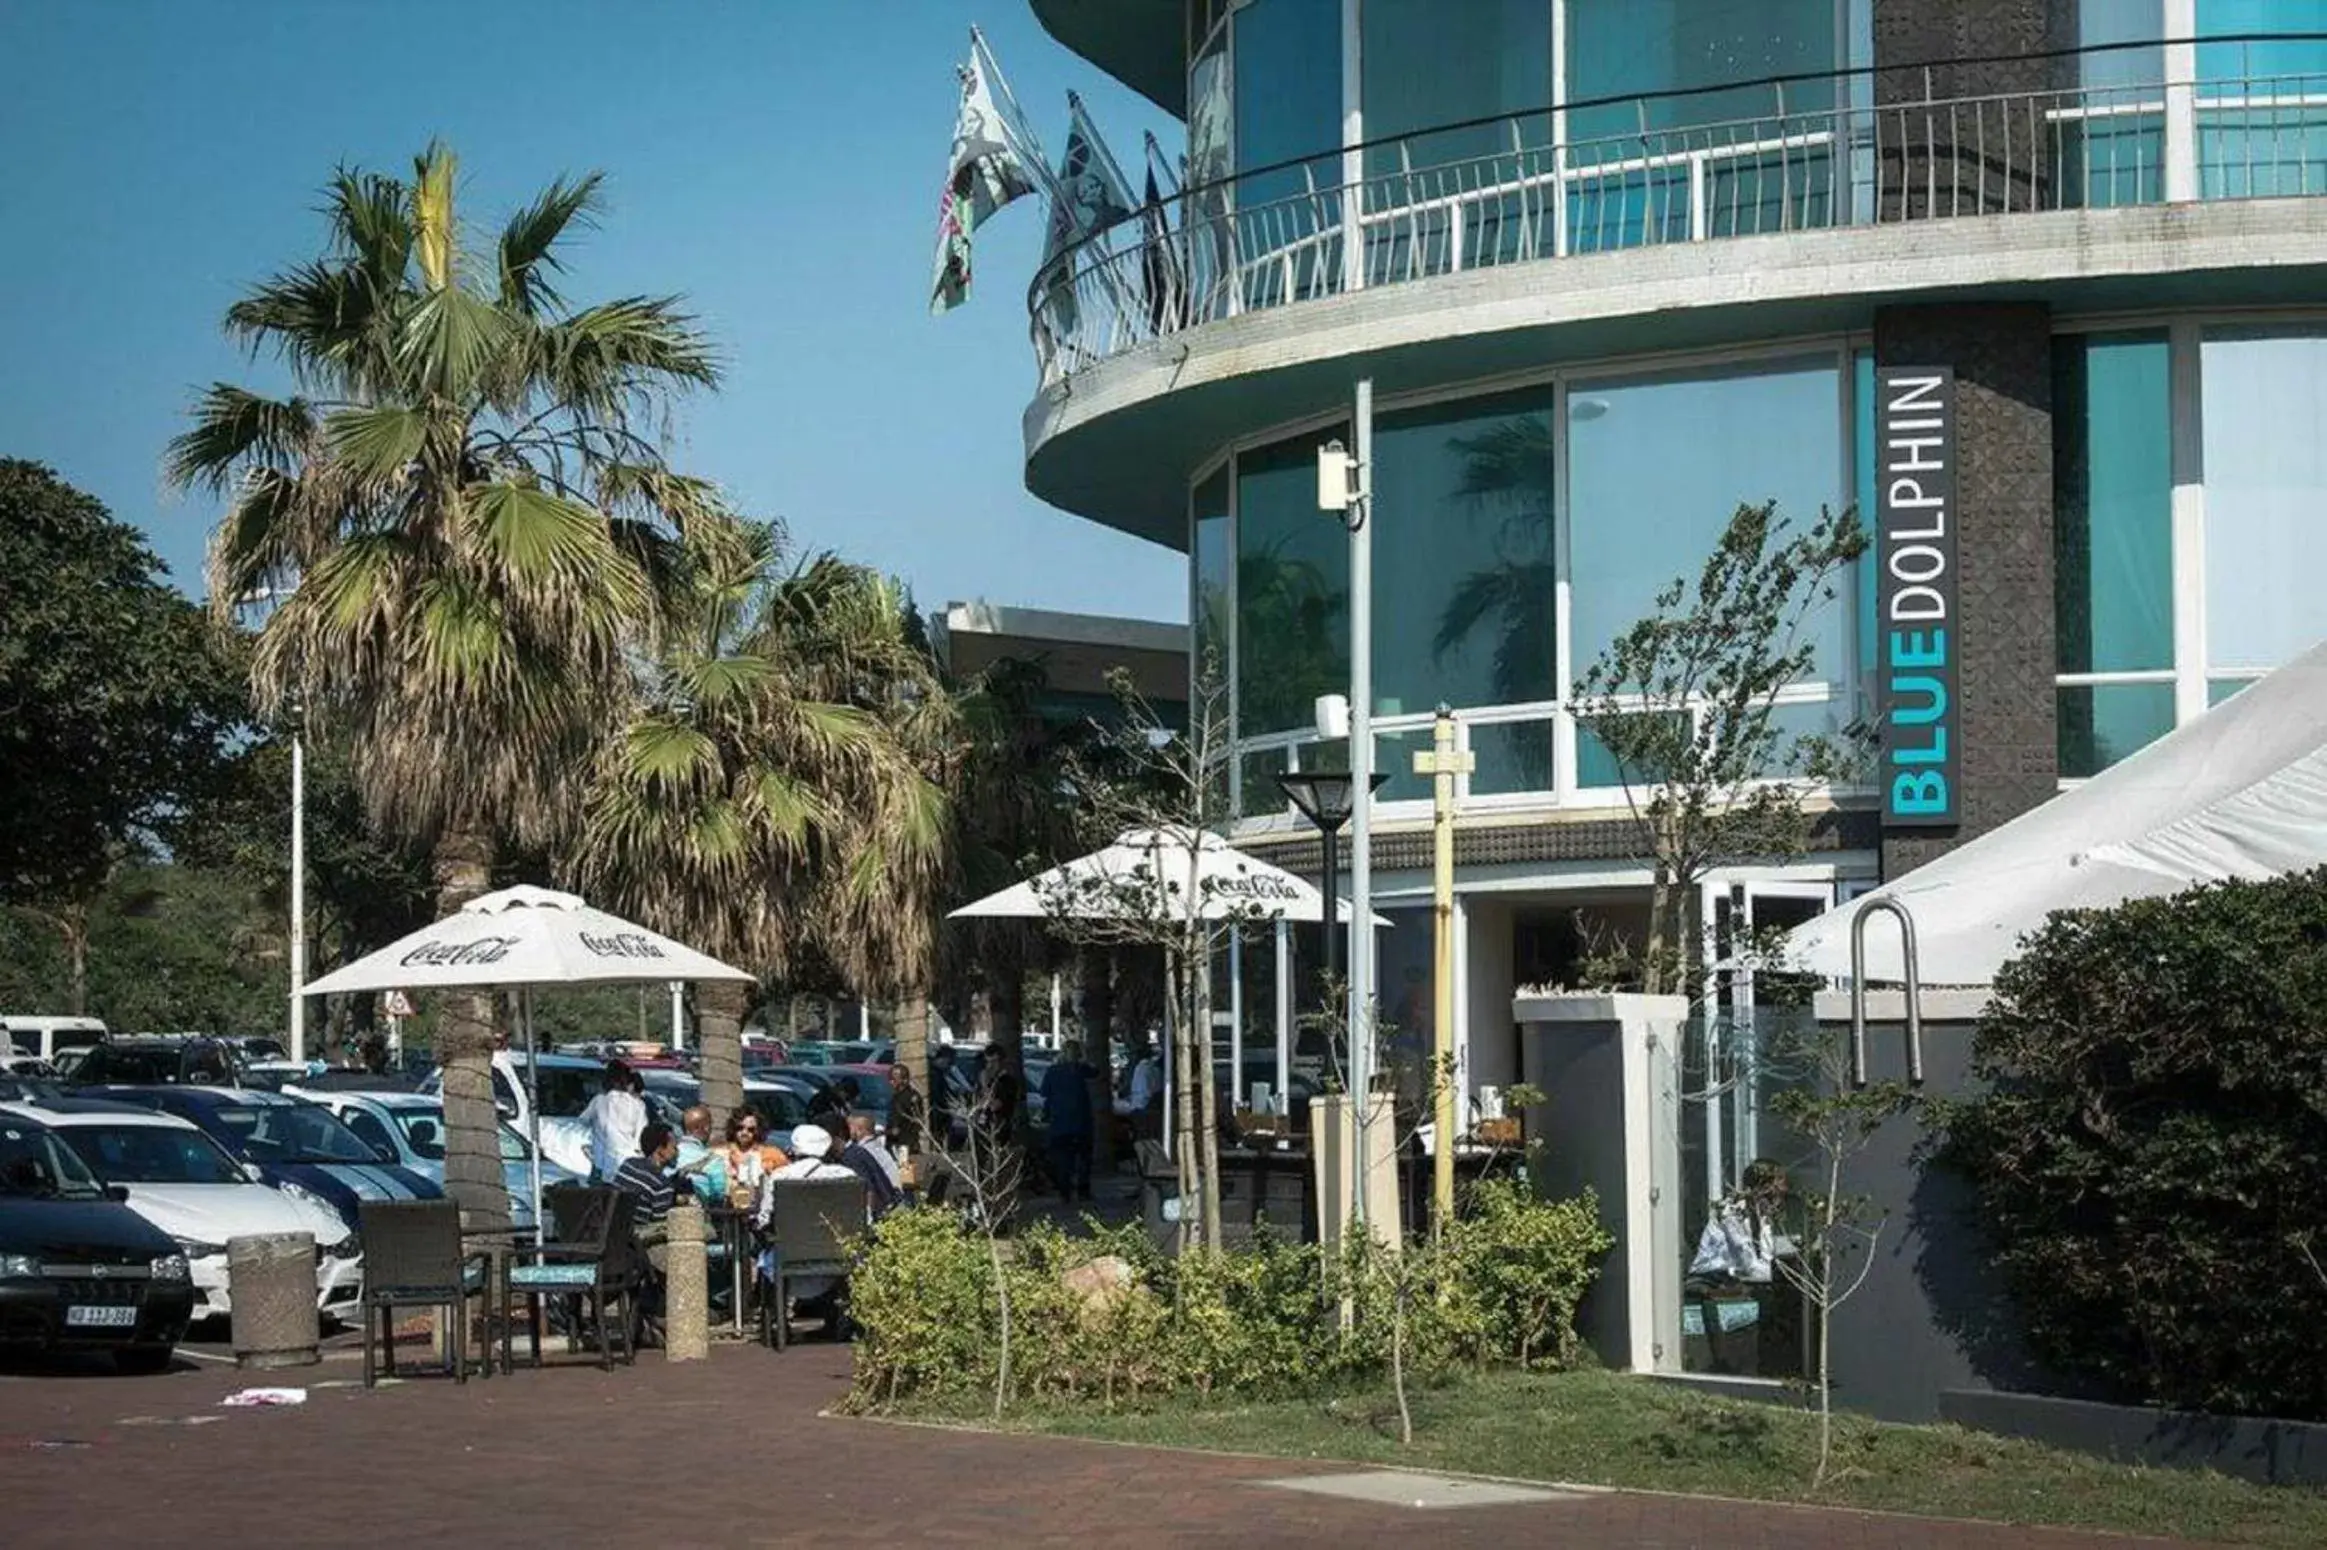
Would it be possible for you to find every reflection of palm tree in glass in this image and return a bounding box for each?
[1236,545,1347,738]
[1432,416,1558,785]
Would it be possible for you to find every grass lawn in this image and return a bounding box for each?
[872,1369,2327,1548]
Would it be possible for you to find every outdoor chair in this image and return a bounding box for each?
[357,1199,490,1388]
[756,1176,865,1351]
[506,1185,641,1370]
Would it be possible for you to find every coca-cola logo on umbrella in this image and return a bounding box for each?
[400,936,520,968]
[580,931,668,960]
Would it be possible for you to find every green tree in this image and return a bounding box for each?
[1574,502,1864,995]
[169,145,722,1222]
[578,519,954,1120]
[0,460,245,1010]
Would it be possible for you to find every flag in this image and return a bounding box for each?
[1038,93,1138,343]
[930,30,1043,315]
[1139,166,1184,337]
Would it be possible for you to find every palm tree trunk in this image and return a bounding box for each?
[697,977,748,1122]
[432,829,507,1230]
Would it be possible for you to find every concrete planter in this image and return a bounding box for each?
[1941,1389,2327,1488]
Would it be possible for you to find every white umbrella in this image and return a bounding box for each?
[949,824,1374,925]
[303,885,752,1235]
[949,826,1379,1153]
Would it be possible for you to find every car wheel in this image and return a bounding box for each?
[115,1345,175,1376]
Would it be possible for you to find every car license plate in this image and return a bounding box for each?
[65,1305,138,1328]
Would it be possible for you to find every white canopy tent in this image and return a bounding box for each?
[1784,640,2327,989]
[302,885,753,1233]
[950,826,1377,1147]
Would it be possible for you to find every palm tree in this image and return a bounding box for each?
[578,519,955,1121]
[170,144,722,1223]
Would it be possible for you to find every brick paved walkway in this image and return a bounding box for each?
[0,1343,2203,1548]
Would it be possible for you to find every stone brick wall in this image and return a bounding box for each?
[1873,0,2065,218]
[1873,302,2058,879]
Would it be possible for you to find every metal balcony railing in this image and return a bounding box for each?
[1029,39,2327,387]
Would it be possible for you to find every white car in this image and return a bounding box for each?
[6,1099,364,1324]
[289,1088,584,1229]
[420,1051,610,1180]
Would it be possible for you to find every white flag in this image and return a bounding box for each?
[931,30,1043,315]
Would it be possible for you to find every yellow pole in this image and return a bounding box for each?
[1414,705,1470,1233]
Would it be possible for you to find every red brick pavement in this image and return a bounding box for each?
[0,1344,2207,1549]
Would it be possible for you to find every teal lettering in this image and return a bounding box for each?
[1895,727,1947,765]
[1891,675,1947,726]
[1891,771,1949,816]
[1890,628,1948,669]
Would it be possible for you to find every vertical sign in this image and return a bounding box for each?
[1878,367,1958,828]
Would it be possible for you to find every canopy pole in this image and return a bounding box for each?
[525,987,544,1247]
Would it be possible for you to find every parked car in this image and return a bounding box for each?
[0,1053,59,1079]
[419,1051,606,1180]
[0,1106,194,1371]
[0,1016,108,1064]
[12,1098,360,1327]
[89,1086,439,1235]
[635,1069,816,1132]
[291,1089,581,1230]
[69,1037,245,1089]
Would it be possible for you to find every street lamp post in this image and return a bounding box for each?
[1277,770,1383,1058]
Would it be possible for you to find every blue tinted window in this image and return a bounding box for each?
[1372,387,1560,717]
[1193,465,1231,701]
[1234,0,1341,202]
[2202,330,2327,673]
[1362,0,1551,174]
[1236,427,1351,737]
[1567,358,1847,693]
[2053,334,2173,674]
[1565,0,1839,142]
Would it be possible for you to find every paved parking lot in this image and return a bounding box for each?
[0,1339,2204,1548]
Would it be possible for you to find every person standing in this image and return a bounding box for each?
[1039,1040,1096,1203]
[580,1060,648,1183]
[887,1062,928,1155]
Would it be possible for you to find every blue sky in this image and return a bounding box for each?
[0,0,1186,622]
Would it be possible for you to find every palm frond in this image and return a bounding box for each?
[498,171,602,316]
[166,386,317,495]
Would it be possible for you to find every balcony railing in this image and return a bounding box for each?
[1029,41,2327,387]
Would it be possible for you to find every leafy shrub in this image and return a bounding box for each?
[847,1183,1614,1412]
[1941,872,2327,1420]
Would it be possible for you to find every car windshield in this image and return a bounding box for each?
[240,1038,287,1060]
[497,1124,532,1163]
[388,1108,448,1161]
[213,1102,382,1164]
[0,1122,107,1199]
[60,1123,247,1186]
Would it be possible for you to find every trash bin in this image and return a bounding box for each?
[229,1232,320,1370]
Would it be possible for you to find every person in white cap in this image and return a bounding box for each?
[752,1122,860,1321]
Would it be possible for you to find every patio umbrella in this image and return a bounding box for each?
[949,826,1380,1149]
[302,885,753,1235]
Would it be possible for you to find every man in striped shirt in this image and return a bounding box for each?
[614,1121,680,1238]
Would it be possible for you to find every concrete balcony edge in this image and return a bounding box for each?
[1025,198,2327,547]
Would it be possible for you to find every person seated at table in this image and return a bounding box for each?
[674,1105,728,1205]
[722,1107,789,1206]
[753,1123,860,1331]
[838,1111,903,1218]
[614,1122,680,1269]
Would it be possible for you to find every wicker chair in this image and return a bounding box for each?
[357,1199,488,1387]
[506,1185,640,1370]
[756,1176,865,1350]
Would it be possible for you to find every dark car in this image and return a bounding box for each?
[0,1108,194,1372]
[91,1087,440,1233]
[69,1037,245,1089]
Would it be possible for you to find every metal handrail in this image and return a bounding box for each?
[1848,895,1925,1088]
[1029,48,2327,386]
